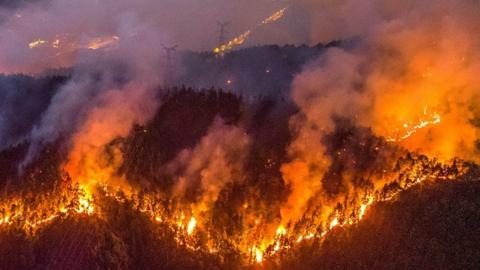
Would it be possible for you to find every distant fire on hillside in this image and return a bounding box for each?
[0,0,479,269]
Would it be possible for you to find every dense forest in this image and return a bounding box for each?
[0,84,478,269]
[176,41,342,97]
[0,43,479,269]
[2,0,480,268]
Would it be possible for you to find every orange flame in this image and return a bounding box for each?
[213,7,288,54]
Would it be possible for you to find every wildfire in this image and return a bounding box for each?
[276,225,287,236]
[359,196,374,220]
[386,108,441,142]
[28,39,47,49]
[296,233,314,243]
[251,246,264,263]
[0,153,469,265]
[261,7,287,25]
[52,39,61,48]
[86,36,120,50]
[76,189,95,215]
[28,35,120,51]
[187,217,197,235]
[0,183,95,233]
[214,30,251,55]
[213,7,288,54]
[329,216,339,230]
[0,216,10,225]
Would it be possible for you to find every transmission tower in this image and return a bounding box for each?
[217,21,229,47]
[162,44,178,69]
[162,44,178,85]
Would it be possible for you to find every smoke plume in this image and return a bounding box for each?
[166,119,250,215]
[281,0,480,225]
[0,0,290,74]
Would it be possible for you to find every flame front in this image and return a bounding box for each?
[214,7,288,54]
[86,36,119,50]
[28,39,47,49]
[28,35,119,51]
[187,217,197,235]
[0,156,469,263]
[386,108,441,142]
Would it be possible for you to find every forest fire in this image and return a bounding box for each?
[28,39,47,49]
[386,108,442,142]
[0,149,470,265]
[214,7,288,54]
[86,36,120,50]
[0,183,95,232]
[1,0,480,269]
[28,35,119,51]
[186,217,197,235]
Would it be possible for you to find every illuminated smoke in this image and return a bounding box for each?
[0,0,479,266]
[0,0,289,74]
[167,119,250,214]
[280,49,364,224]
[64,82,159,191]
[28,39,47,49]
[281,0,480,227]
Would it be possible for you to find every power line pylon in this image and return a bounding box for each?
[217,21,229,47]
[162,44,178,70]
[162,44,178,85]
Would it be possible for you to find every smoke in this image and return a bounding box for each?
[0,74,62,150]
[64,82,158,190]
[0,0,295,182]
[0,0,290,74]
[12,0,176,185]
[280,49,364,223]
[0,0,478,237]
[281,0,480,225]
[166,118,250,214]
[20,17,167,166]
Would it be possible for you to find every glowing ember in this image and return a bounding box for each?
[86,36,119,50]
[276,225,287,236]
[359,196,374,220]
[0,216,10,225]
[261,7,287,25]
[28,35,119,52]
[0,183,96,232]
[28,39,47,49]
[329,217,339,230]
[252,246,264,263]
[187,217,197,235]
[52,39,61,48]
[386,108,441,142]
[77,195,94,215]
[214,7,288,54]
[214,30,251,55]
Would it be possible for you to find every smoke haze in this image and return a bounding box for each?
[281,0,480,225]
[0,0,478,231]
